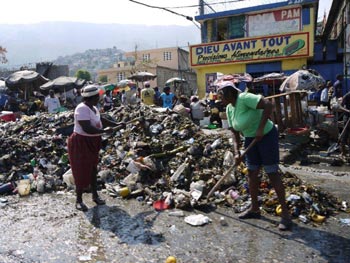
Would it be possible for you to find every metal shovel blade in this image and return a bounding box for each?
[326,143,339,155]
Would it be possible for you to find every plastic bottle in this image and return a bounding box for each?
[210,138,222,149]
[171,162,188,181]
[298,214,309,223]
[168,210,185,217]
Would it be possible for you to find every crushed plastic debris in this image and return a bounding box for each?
[0,104,346,225]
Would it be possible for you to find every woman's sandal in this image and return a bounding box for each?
[93,197,106,205]
[76,202,88,212]
[238,210,261,219]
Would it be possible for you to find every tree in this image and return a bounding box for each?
[75,69,91,81]
[0,46,8,64]
[99,75,108,83]
[129,44,158,74]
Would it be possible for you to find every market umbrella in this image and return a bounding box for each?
[165,77,187,85]
[128,72,157,82]
[214,73,253,86]
[5,70,49,99]
[253,73,287,84]
[253,72,288,95]
[40,76,86,93]
[117,79,136,88]
[100,83,115,91]
[0,80,7,93]
[280,69,325,92]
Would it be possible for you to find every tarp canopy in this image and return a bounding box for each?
[253,73,287,84]
[280,69,325,92]
[117,79,136,88]
[40,76,86,92]
[214,73,253,86]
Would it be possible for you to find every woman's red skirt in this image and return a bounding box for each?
[67,133,102,190]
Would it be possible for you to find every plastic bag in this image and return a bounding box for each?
[223,151,234,167]
[184,214,212,226]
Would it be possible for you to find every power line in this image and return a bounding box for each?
[129,0,201,29]
[163,0,245,9]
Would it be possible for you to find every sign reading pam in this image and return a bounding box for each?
[248,7,301,37]
[190,32,309,67]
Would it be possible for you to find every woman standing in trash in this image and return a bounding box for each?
[67,85,123,211]
[217,81,292,231]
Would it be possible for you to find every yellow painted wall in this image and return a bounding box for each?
[196,63,246,98]
[193,6,316,98]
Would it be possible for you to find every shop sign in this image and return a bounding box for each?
[248,7,301,37]
[190,32,309,67]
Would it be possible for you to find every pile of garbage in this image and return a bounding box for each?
[0,104,347,224]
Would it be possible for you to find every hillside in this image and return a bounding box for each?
[53,47,124,80]
[0,21,200,69]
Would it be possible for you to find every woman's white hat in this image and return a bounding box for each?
[217,81,241,93]
[81,85,99,97]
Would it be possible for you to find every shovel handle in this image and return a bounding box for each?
[338,118,350,143]
[206,138,258,200]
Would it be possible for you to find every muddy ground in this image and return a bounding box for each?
[0,163,350,263]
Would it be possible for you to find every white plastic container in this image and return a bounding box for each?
[221,119,229,129]
[17,179,31,196]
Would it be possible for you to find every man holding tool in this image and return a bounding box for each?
[217,81,292,231]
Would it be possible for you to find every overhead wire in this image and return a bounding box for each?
[128,0,201,29]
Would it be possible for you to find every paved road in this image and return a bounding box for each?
[0,184,349,263]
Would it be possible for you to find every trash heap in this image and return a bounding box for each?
[0,104,347,224]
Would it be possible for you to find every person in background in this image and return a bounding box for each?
[333,74,344,99]
[320,83,329,107]
[153,87,161,106]
[190,96,206,125]
[5,91,20,113]
[141,81,155,105]
[67,85,125,211]
[0,91,8,111]
[121,90,127,105]
[73,89,83,107]
[44,89,61,113]
[338,90,350,156]
[160,86,177,109]
[103,90,113,112]
[326,81,333,109]
[217,81,292,231]
[178,95,190,108]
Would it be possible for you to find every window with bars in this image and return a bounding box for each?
[117,72,125,82]
[163,51,172,61]
[142,53,150,62]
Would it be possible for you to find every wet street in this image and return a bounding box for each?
[1,165,350,263]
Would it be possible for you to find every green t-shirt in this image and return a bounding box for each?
[226,91,273,137]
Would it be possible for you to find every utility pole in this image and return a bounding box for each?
[199,0,204,16]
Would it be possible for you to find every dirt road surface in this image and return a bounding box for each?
[1,164,350,263]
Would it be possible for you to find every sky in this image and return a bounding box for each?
[0,0,333,26]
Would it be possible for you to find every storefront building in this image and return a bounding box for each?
[190,0,319,98]
[320,0,350,94]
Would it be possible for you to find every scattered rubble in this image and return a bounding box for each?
[0,104,348,225]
